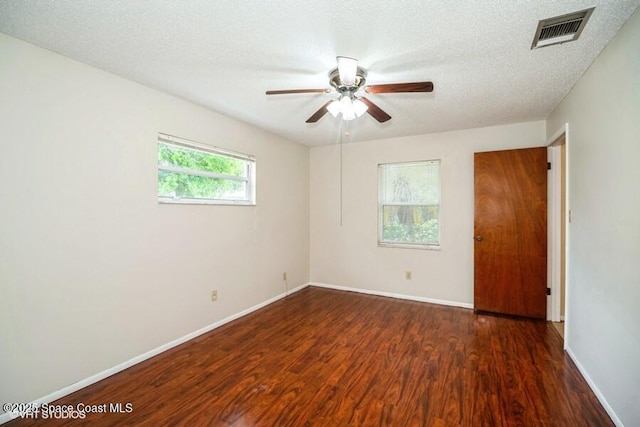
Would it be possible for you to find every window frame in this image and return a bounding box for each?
[157,133,256,206]
[378,159,441,250]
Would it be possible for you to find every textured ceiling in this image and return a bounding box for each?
[0,1,637,146]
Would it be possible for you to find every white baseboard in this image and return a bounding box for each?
[565,346,622,427]
[0,282,310,425]
[309,282,474,309]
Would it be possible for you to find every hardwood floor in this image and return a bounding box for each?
[7,287,612,426]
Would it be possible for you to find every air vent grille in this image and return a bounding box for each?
[539,19,583,40]
[532,7,595,49]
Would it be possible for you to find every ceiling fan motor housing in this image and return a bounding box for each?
[329,67,367,95]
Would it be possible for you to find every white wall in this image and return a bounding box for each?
[546,9,640,427]
[310,121,546,305]
[0,33,309,406]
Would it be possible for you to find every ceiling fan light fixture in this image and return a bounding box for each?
[339,96,356,120]
[337,56,358,86]
[342,110,356,121]
[340,95,353,108]
[326,94,368,121]
[327,99,341,117]
[352,98,368,117]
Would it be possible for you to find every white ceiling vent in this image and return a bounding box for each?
[531,7,595,49]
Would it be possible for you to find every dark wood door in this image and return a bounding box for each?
[474,147,547,319]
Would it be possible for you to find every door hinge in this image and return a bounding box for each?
[546,287,551,295]
[547,162,551,170]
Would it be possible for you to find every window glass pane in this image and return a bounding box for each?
[157,135,255,205]
[379,160,440,247]
[382,205,439,244]
[158,170,247,201]
[158,142,246,178]
[382,161,439,205]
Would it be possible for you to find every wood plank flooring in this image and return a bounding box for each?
[7,287,612,426]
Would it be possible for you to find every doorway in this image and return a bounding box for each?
[548,125,569,341]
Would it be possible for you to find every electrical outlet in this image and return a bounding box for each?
[406,271,412,280]
[283,272,287,281]
[211,290,218,301]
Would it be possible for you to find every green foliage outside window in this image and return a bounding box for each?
[158,142,247,200]
[382,205,439,244]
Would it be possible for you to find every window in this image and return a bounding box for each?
[157,133,255,205]
[378,160,440,249]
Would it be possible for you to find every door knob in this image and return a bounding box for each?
[475,236,483,241]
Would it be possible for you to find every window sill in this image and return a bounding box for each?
[158,198,255,206]
[378,242,441,251]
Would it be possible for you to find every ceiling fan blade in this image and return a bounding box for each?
[358,97,392,123]
[337,56,358,86]
[305,100,333,123]
[365,82,434,94]
[266,88,328,95]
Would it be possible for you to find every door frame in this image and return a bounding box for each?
[547,123,569,345]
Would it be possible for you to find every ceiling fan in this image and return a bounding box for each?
[266,56,434,123]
